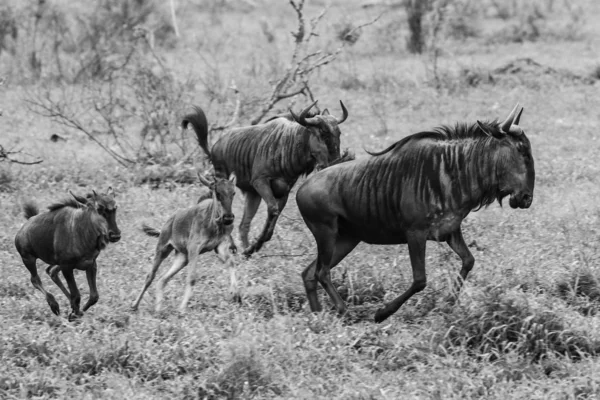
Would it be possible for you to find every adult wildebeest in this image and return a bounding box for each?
[296,104,534,323]
[130,173,238,313]
[182,100,348,256]
[14,188,121,320]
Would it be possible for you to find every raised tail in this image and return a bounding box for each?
[22,201,39,219]
[182,106,211,161]
[141,224,161,237]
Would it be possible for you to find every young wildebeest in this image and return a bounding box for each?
[14,188,121,320]
[130,173,238,313]
[296,104,535,323]
[182,100,348,256]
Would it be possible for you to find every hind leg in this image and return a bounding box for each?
[239,191,261,249]
[22,256,60,316]
[46,265,70,300]
[216,239,238,299]
[156,252,188,312]
[302,228,359,314]
[243,179,284,256]
[131,244,173,311]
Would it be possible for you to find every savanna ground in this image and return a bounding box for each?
[1,0,600,398]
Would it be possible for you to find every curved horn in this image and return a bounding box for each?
[197,172,214,188]
[290,100,319,127]
[513,107,524,126]
[335,100,348,124]
[500,103,520,132]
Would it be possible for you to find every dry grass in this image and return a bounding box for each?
[1,0,600,398]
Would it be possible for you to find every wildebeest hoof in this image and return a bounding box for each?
[68,311,83,322]
[374,308,388,323]
[230,243,238,254]
[242,246,255,258]
[50,303,60,316]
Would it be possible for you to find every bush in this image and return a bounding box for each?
[439,287,600,361]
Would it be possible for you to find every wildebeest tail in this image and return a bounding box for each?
[141,224,161,237]
[182,106,211,161]
[22,201,39,219]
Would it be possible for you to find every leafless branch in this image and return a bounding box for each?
[0,145,43,165]
[248,1,381,125]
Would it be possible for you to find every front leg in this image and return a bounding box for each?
[82,260,99,312]
[375,233,427,323]
[216,239,239,300]
[445,228,475,304]
[61,267,82,321]
[243,178,282,256]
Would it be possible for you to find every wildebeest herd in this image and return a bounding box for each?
[14,102,534,323]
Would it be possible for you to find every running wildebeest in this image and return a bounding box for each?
[130,173,238,313]
[296,104,534,323]
[14,188,121,320]
[181,100,348,256]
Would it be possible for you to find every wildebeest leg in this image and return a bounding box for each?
[445,228,475,303]
[156,252,188,313]
[302,234,359,313]
[61,267,83,321]
[82,260,99,312]
[243,179,282,256]
[46,265,70,300]
[22,256,60,316]
[374,235,427,323]
[239,191,261,249]
[216,239,238,298]
[130,243,173,311]
[180,243,205,313]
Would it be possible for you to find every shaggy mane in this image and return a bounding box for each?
[47,197,85,212]
[367,119,500,156]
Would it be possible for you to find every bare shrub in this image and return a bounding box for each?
[26,44,196,168]
[245,1,381,125]
[0,0,174,82]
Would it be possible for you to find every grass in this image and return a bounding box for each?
[1,0,600,398]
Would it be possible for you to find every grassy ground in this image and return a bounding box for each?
[1,0,600,398]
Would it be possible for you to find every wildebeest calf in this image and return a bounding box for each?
[14,188,121,320]
[130,173,238,312]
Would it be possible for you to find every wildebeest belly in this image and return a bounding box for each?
[338,218,408,244]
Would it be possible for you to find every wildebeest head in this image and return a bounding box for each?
[71,187,122,242]
[198,172,236,225]
[477,104,535,209]
[290,100,348,164]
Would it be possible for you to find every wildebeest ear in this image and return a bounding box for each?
[322,108,330,116]
[106,186,116,198]
[228,172,237,185]
[69,190,88,206]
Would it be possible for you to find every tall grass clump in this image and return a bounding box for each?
[198,341,281,399]
[557,267,600,316]
[439,287,600,361]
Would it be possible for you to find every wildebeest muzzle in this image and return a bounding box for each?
[223,214,235,225]
[509,192,533,209]
[108,231,122,242]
